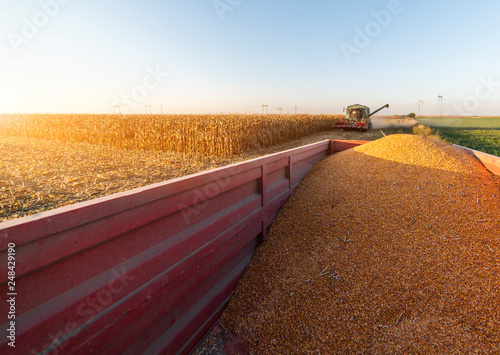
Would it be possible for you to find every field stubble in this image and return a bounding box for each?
[0,113,398,221]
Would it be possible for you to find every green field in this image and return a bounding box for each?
[416,116,500,129]
[416,117,500,156]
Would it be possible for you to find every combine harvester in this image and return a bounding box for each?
[333,103,389,131]
[0,139,499,354]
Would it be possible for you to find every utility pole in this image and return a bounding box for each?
[161,105,163,115]
[294,105,298,114]
[113,105,121,114]
[262,104,268,115]
[418,100,424,116]
[145,105,152,114]
[438,95,443,117]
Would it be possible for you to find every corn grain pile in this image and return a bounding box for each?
[221,135,500,354]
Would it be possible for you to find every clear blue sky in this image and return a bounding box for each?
[1,0,500,115]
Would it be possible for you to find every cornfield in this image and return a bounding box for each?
[0,114,343,157]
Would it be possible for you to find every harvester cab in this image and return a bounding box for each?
[334,103,389,130]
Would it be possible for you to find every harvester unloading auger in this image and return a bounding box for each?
[333,103,389,131]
